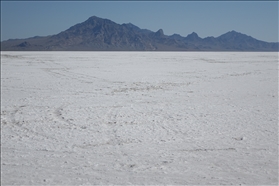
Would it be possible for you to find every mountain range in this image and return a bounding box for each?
[1,16,278,51]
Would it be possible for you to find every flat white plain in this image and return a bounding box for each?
[1,52,278,185]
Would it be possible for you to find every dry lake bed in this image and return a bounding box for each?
[1,52,278,185]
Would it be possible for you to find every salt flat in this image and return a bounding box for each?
[1,52,278,185]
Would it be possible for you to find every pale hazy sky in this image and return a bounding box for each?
[1,1,278,42]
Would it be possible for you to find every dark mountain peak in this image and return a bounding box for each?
[229,30,237,33]
[217,30,253,41]
[87,15,106,21]
[169,33,183,40]
[87,15,99,20]
[223,30,249,37]
[85,16,101,23]
[188,32,199,37]
[155,29,164,37]
[83,15,116,26]
[186,32,201,41]
[60,15,120,36]
[190,32,198,35]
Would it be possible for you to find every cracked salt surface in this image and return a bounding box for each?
[1,52,278,185]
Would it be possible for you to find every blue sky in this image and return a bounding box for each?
[1,1,278,42]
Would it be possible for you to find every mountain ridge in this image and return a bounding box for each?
[1,16,278,51]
